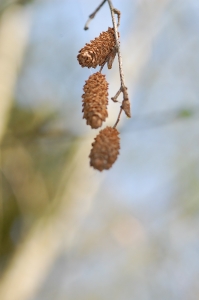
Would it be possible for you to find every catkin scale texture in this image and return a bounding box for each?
[77,27,116,68]
[82,72,108,129]
[89,127,120,171]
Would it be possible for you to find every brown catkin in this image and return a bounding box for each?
[82,72,108,129]
[89,127,120,171]
[77,27,116,68]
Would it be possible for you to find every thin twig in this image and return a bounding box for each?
[113,106,123,128]
[84,0,107,30]
[113,8,121,27]
[99,46,117,72]
[84,0,131,126]
[107,0,131,119]
[111,87,122,102]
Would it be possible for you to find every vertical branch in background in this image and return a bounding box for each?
[0,5,30,248]
[0,6,30,143]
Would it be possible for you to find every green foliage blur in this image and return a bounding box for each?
[0,103,76,271]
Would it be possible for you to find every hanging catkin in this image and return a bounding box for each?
[89,126,120,171]
[77,27,116,68]
[82,72,108,129]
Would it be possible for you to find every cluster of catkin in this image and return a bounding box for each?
[77,27,120,171]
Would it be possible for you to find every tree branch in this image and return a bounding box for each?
[84,0,131,126]
[84,0,106,30]
[113,106,123,128]
[107,0,131,120]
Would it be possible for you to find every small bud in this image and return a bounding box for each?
[107,47,117,69]
[122,99,131,118]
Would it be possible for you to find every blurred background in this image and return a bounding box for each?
[0,0,199,299]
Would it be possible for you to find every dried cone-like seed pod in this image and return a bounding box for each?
[90,127,120,171]
[82,72,108,129]
[77,27,116,68]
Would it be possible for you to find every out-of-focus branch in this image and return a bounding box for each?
[1,106,197,144]
[0,4,31,266]
[0,5,30,144]
[0,134,104,300]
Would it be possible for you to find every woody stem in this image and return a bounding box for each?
[113,107,123,128]
[107,0,131,119]
[84,0,131,123]
[84,0,107,30]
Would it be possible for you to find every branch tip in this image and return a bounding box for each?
[84,0,107,30]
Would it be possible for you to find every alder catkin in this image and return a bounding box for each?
[89,126,120,171]
[77,27,116,68]
[82,72,108,129]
